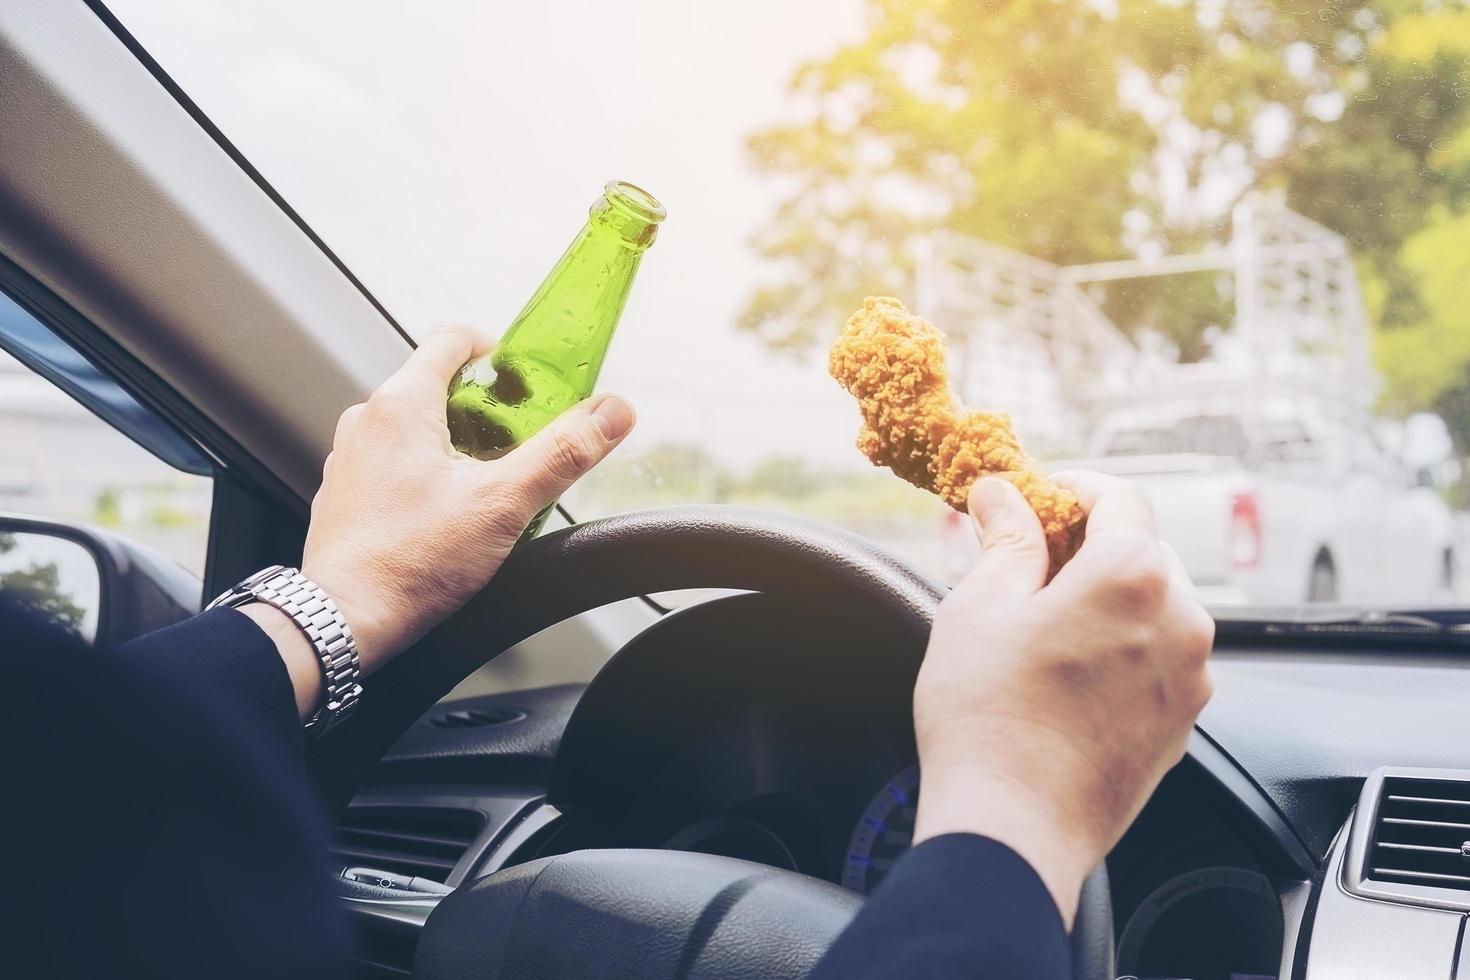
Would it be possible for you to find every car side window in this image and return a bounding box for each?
[0,289,213,582]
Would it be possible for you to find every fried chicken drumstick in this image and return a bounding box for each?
[829,296,1086,574]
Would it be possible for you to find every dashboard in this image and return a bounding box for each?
[524,734,1287,980]
[345,591,1309,980]
[1108,770,1285,980]
[535,753,1286,980]
[842,763,917,894]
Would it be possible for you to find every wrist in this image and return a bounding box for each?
[209,566,365,735]
[913,761,1092,929]
[238,602,323,722]
[300,562,395,672]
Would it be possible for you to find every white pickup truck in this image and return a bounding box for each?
[1071,406,1458,607]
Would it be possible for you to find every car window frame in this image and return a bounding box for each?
[0,254,308,599]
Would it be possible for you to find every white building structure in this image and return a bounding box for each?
[912,195,1378,456]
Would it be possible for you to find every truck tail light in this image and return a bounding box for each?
[1229,491,1262,569]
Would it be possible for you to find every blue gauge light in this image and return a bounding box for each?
[842,764,919,894]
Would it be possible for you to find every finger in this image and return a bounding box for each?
[1053,469,1157,539]
[488,394,636,519]
[377,324,485,405]
[469,330,498,358]
[952,477,1049,602]
[333,403,365,447]
[1050,469,1116,511]
[1159,541,1195,598]
[1159,540,1215,714]
[1160,540,1215,651]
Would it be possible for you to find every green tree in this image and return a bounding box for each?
[740,456,824,498]
[1,562,85,632]
[1287,10,1470,439]
[0,532,86,633]
[94,487,122,527]
[744,0,1470,440]
[572,443,737,512]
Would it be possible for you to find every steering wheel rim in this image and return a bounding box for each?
[309,505,944,806]
[309,505,1112,978]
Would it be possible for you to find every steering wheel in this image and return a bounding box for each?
[310,506,1113,979]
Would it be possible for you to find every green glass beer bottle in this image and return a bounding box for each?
[446,180,665,535]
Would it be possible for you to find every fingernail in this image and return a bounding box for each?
[588,395,635,442]
[969,477,1008,522]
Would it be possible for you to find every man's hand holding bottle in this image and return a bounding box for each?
[242,323,637,718]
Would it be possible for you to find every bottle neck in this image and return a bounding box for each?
[495,220,646,389]
[589,192,662,250]
[494,181,664,397]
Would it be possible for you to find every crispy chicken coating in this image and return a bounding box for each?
[829,296,1085,574]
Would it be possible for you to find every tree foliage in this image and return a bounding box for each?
[743,0,1470,440]
[0,531,87,633]
[1,563,86,632]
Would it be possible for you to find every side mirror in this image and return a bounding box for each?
[0,514,201,648]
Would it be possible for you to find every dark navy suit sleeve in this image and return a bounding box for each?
[114,606,306,758]
[808,833,1071,979]
[0,598,348,980]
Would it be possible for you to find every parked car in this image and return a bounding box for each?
[1073,402,1457,606]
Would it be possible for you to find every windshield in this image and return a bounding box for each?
[108,0,1469,612]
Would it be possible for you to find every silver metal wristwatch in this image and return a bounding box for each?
[206,565,363,737]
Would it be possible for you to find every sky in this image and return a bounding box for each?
[106,0,874,472]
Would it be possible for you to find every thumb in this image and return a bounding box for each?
[955,477,1049,601]
[492,394,636,518]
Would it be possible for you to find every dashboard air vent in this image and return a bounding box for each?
[332,805,484,884]
[425,707,526,730]
[1366,774,1470,891]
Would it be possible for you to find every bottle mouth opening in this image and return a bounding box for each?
[605,181,666,224]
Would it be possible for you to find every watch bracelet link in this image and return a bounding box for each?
[206,565,362,737]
